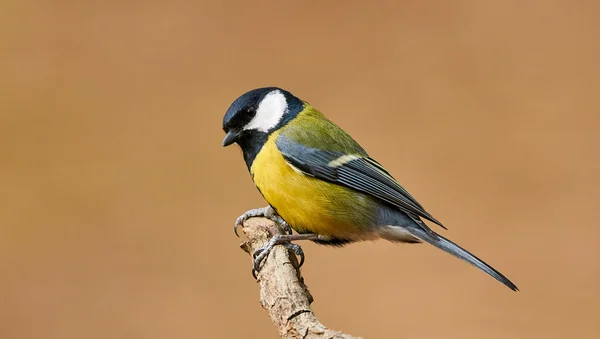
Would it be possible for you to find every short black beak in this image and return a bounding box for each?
[222,130,240,147]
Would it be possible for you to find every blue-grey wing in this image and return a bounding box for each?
[276,134,446,231]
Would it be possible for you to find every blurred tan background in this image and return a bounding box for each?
[1,1,599,338]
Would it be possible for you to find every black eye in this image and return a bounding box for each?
[234,106,255,126]
[243,105,255,115]
[223,104,257,131]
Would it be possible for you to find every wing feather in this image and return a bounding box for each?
[276,135,447,230]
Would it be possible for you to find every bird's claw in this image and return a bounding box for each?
[235,208,299,279]
[252,241,273,272]
[250,236,305,279]
[233,215,246,237]
[234,206,291,237]
[283,243,305,268]
[278,219,293,235]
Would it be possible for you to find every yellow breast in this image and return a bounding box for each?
[250,131,375,239]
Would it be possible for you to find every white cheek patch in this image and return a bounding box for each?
[244,90,288,132]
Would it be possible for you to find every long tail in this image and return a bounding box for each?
[406,227,519,291]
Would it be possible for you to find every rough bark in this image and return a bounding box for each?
[239,218,362,339]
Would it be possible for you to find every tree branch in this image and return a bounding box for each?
[239,217,362,339]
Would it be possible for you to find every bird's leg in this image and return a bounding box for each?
[252,233,322,273]
[234,206,292,237]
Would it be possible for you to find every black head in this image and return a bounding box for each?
[222,87,303,148]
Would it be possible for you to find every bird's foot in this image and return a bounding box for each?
[251,233,320,278]
[251,235,305,278]
[234,206,291,237]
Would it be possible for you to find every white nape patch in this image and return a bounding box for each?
[244,90,288,132]
[328,154,360,167]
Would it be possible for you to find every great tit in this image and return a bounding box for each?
[222,87,518,291]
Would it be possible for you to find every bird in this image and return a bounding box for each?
[222,87,518,291]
